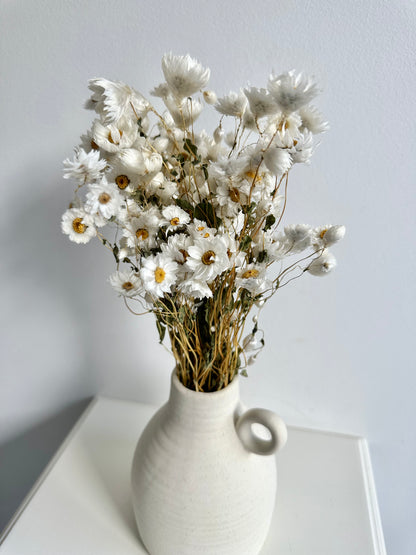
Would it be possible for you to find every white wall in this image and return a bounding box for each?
[1,0,415,552]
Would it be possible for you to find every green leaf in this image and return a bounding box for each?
[264,214,276,231]
[183,138,198,157]
[240,235,252,252]
[156,319,166,344]
[112,244,119,263]
[201,164,209,180]
[194,200,220,228]
[257,250,268,263]
[175,198,194,215]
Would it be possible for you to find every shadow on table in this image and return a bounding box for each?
[0,398,91,536]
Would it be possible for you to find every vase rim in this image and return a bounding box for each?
[171,369,239,398]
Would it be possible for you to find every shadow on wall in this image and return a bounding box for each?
[0,154,105,534]
[0,398,91,534]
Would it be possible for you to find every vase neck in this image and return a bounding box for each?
[166,371,240,429]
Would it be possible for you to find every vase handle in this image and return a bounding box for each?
[236,408,287,455]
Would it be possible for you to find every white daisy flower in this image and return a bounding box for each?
[307,250,337,276]
[92,117,138,153]
[106,161,138,194]
[61,208,96,244]
[244,87,278,118]
[299,105,329,134]
[109,270,143,297]
[86,78,149,124]
[263,144,292,175]
[162,53,210,99]
[268,70,319,113]
[313,225,346,247]
[178,278,213,300]
[161,206,191,232]
[235,264,270,296]
[141,253,179,297]
[63,147,107,184]
[85,180,122,220]
[186,237,230,282]
[215,91,247,117]
[123,208,161,250]
[146,174,179,204]
[161,233,192,265]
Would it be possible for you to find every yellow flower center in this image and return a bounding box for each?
[170,217,180,226]
[242,269,259,279]
[98,192,111,204]
[136,228,149,240]
[202,250,216,265]
[197,226,205,231]
[320,229,328,239]
[229,188,240,203]
[245,170,261,183]
[203,232,210,238]
[155,267,166,283]
[72,217,86,234]
[122,281,134,291]
[91,139,99,151]
[116,175,130,189]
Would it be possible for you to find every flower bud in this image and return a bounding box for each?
[307,251,336,276]
[203,90,218,105]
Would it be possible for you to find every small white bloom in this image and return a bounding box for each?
[61,208,96,244]
[186,237,230,282]
[116,147,163,176]
[161,205,191,232]
[178,278,213,300]
[268,70,319,113]
[244,87,278,118]
[299,105,329,134]
[307,250,337,276]
[86,78,149,124]
[92,118,138,153]
[164,96,203,128]
[123,209,161,250]
[263,145,292,175]
[236,264,270,296]
[162,53,210,98]
[215,91,247,117]
[313,225,346,247]
[290,130,314,164]
[151,82,171,99]
[63,147,107,184]
[284,224,312,253]
[161,233,192,265]
[141,253,179,297]
[266,112,302,144]
[203,90,217,105]
[85,180,122,220]
[109,270,143,297]
[188,219,217,240]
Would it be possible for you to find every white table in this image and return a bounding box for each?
[0,397,386,554]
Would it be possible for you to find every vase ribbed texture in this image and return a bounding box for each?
[131,372,277,555]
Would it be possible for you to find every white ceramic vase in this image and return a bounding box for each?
[131,371,287,555]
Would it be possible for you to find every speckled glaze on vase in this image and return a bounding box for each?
[131,371,287,555]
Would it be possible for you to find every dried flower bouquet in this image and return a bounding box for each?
[61,53,345,392]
